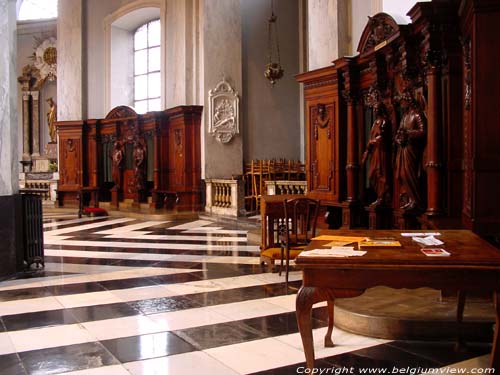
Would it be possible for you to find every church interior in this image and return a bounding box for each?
[1,0,500,373]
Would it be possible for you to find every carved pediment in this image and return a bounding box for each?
[357,13,401,54]
[105,106,137,119]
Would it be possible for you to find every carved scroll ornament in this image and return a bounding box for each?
[208,78,240,144]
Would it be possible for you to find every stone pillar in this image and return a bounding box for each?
[0,0,19,196]
[31,91,40,156]
[22,92,31,160]
[201,0,243,179]
[57,0,84,120]
[0,0,24,277]
[307,0,350,70]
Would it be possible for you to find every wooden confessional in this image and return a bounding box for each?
[56,105,203,211]
[297,0,500,236]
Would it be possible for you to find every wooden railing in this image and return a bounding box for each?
[244,159,305,213]
[265,180,307,195]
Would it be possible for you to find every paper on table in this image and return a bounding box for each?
[360,240,402,247]
[401,232,441,237]
[322,240,357,247]
[299,246,367,257]
[312,235,368,242]
[412,235,444,246]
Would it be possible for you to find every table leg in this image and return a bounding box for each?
[296,286,321,370]
[325,300,335,347]
[490,291,500,370]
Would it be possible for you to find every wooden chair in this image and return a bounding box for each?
[280,197,320,288]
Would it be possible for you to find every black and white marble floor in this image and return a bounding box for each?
[0,215,492,374]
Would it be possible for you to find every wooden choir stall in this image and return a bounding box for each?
[296,0,500,237]
[55,105,203,212]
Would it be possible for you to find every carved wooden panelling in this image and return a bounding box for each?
[309,102,336,196]
[61,138,81,186]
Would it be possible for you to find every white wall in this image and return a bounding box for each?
[85,0,126,118]
[382,0,431,24]
[241,0,301,162]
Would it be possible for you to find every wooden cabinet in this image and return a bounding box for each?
[56,105,203,211]
[297,67,345,203]
[296,1,500,236]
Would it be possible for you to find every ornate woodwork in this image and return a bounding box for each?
[297,0,500,236]
[56,105,203,211]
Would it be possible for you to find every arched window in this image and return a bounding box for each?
[133,19,161,114]
[18,0,57,20]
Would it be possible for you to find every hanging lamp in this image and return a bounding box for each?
[264,0,284,86]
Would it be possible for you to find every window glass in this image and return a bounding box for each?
[18,0,57,20]
[134,19,161,114]
[134,100,148,115]
[148,98,161,112]
[134,75,148,100]
[148,73,161,98]
[148,20,161,47]
[148,47,161,72]
[134,50,148,75]
[134,25,148,50]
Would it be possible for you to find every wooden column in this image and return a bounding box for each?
[425,58,443,216]
[344,91,359,203]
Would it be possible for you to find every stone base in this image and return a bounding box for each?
[334,286,494,342]
[44,142,57,160]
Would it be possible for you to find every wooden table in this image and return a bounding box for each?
[295,229,500,370]
[260,194,304,251]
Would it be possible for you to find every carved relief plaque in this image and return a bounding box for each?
[208,78,239,144]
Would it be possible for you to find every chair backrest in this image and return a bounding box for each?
[282,197,320,247]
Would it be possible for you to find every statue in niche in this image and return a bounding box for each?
[46,97,57,143]
[111,141,124,188]
[362,101,391,207]
[133,140,146,191]
[394,90,427,211]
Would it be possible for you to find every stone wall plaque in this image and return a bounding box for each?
[208,77,239,144]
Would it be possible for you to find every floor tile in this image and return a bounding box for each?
[124,351,240,375]
[148,306,234,331]
[204,336,306,374]
[57,364,130,374]
[9,324,96,353]
[0,332,16,355]
[2,309,79,331]
[0,353,27,375]
[19,342,119,375]
[81,315,164,341]
[69,302,140,323]
[173,320,266,350]
[100,331,197,362]
[55,291,123,309]
[127,295,202,315]
[387,340,492,366]
[0,296,64,316]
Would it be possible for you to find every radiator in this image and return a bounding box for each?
[22,194,44,268]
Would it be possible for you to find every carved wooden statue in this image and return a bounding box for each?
[362,101,391,206]
[394,91,427,211]
[111,141,123,188]
[133,140,146,191]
